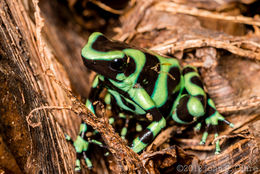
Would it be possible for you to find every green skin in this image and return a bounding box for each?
[68,32,233,171]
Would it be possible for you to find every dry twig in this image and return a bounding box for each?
[155,2,260,27]
[90,0,124,15]
[151,38,260,61]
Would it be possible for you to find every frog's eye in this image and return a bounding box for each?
[109,58,126,72]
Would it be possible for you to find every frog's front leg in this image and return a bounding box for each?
[130,87,166,153]
[86,75,104,114]
[69,75,105,171]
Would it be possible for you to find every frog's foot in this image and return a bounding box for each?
[199,125,221,154]
[198,112,233,154]
[65,134,93,171]
[82,152,93,169]
[75,152,93,172]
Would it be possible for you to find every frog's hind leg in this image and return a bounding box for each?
[171,66,207,124]
[171,66,233,154]
[66,74,109,171]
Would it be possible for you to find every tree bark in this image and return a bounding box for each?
[0,0,77,173]
[0,0,146,173]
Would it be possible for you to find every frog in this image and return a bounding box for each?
[69,32,233,171]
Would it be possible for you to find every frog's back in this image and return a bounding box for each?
[122,48,182,115]
[141,53,182,115]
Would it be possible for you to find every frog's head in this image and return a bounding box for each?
[81,32,130,81]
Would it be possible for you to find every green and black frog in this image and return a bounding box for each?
[67,32,233,171]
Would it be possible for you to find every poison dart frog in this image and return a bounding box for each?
[68,32,233,171]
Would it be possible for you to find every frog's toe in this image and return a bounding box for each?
[200,124,209,145]
[65,134,74,144]
[74,151,93,171]
[222,119,234,128]
[83,151,93,169]
[75,158,82,172]
[199,124,221,154]
[120,116,130,139]
[121,127,127,139]
[205,111,233,127]
[214,134,221,154]
[213,117,233,154]
[136,123,143,132]
[194,122,202,132]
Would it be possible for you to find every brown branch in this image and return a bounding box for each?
[217,97,260,112]
[0,0,72,172]
[151,38,260,61]
[155,2,260,27]
[90,0,124,15]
